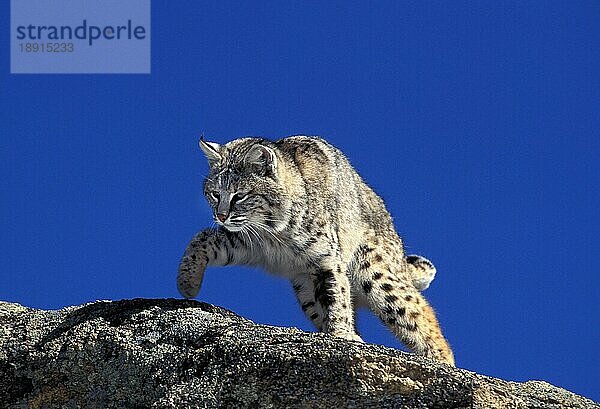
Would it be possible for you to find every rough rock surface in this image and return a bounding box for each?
[0,298,597,409]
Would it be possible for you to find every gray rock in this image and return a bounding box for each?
[0,298,597,408]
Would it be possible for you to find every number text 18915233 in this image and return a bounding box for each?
[19,42,74,53]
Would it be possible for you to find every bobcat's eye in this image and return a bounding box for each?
[231,193,249,205]
[209,191,220,202]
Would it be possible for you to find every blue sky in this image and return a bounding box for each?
[1,1,598,402]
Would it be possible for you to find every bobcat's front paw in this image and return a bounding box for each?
[177,255,207,299]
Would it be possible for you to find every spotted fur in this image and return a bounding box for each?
[177,136,454,365]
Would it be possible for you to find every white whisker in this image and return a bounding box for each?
[240,226,254,253]
[246,223,265,249]
[252,221,285,247]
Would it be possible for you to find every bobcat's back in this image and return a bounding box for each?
[274,136,401,255]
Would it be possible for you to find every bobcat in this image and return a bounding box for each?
[178,136,454,365]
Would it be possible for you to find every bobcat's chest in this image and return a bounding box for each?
[254,236,318,279]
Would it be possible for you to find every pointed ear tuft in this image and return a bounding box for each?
[244,145,277,174]
[199,138,222,167]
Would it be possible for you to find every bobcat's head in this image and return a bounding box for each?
[199,138,289,235]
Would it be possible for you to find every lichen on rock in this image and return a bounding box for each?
[0,299,597,408]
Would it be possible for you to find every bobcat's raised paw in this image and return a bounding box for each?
[177,255,207,299]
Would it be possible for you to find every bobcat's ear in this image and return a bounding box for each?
[244,145,277,175]
[199,138,222,167]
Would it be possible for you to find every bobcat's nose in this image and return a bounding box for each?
[216,213,228,223]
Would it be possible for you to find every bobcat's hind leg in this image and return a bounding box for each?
[353,244,454,365]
